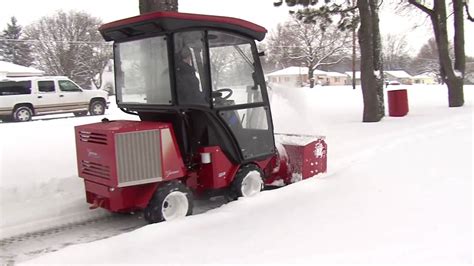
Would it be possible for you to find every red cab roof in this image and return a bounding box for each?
[99,11,267,42]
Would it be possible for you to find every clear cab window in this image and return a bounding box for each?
[115,36,172,105]
[208,31,264,108]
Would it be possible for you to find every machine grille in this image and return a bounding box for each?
[81,161,111,179]
[79,131,108,145]
[115,129,162,187]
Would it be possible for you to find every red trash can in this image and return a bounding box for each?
[387,89,409,117]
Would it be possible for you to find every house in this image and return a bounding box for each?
[0,61,44,79]
[267,67,347,87]
[346,70,414,85]
[323,72,349,86]
[266,66,309,87]
[384,70,412,85]
[412,73,437,85]
[345,71,361,85]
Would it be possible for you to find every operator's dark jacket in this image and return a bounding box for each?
[175,61,207,105]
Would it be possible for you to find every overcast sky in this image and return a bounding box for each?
[1,0,473,57]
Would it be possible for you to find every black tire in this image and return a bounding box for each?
[73,111,88,117]
[228,164,264,200]
[13,106,33,122]
[144,181,193,224]
[89,100,105,116]
[0,115,13,122]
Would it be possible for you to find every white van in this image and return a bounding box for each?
[0,76,109,122]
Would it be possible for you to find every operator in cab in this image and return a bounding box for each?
[175,47,208,106]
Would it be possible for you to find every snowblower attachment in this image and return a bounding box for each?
[266,134,327,186]
[279,134,327,179]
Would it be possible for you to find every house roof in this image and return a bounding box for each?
[0,61,44,77]
[412,74,435,79]
[345,70,413,79]
[326,71,347,77]
[345,71,361,79]
[267,67,337,77]
[385,70,412,79]
[267,67,309,76]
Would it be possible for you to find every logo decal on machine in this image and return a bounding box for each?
[314,143,324,158]
[165,170,180,178]
[87,149,101,160]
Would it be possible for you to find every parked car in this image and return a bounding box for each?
[0,76,109,122]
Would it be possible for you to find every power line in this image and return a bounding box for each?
[0,38,111,45]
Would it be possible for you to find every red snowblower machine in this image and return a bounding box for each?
[75,11,327,223]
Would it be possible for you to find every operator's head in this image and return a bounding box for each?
[180,47,192,64]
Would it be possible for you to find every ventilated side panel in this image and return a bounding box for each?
[81,161,111,180]
[115,130,162,187]
[79,131,108,145]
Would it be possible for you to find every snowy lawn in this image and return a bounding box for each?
[0,85,472,263]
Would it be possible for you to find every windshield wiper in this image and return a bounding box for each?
[233,45,254,69]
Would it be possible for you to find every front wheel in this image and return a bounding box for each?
[229,164,264,200]
[13,106,33,122]
[89,100,105,116]
[144,181,193,224]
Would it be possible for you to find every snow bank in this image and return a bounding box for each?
[0,98,137,237]
[27,107,472,263]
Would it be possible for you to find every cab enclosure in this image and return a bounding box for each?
[100,12,276,165]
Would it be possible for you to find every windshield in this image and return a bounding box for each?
[208,31,264,108]
[115,36,172,105]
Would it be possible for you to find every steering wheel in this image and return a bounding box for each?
[213,88,233,100]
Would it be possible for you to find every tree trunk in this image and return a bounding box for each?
[431,0,464,107]
[409,0,464,107]
[308,67,315,88]
[369,0,384,116]
[139,0,178,13]
[357,0,384,122]
[452,0,465,106]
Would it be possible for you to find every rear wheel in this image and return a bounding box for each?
[13,106,33,122]
[89,100,105,115]
[144,181,193,223]
[229,164,264,200]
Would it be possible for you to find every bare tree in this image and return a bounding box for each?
[411,38,442,81]
[24,10,111,89]
[266,16,351,88]
[274,0,385,122]
[265,22,303,70]
[382,34,411,71]
[408,0,465,107]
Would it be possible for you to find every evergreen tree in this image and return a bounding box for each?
[0,17,33,66]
